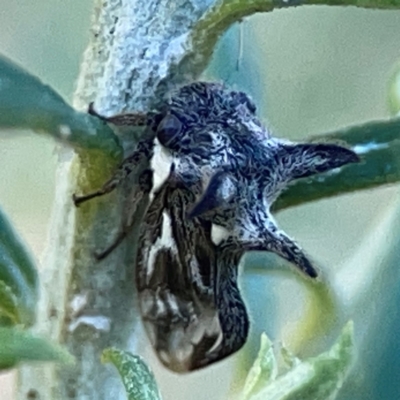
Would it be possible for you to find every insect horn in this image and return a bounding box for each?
[188,170,236,219]
[259,222,317,277]
[277,143,360,181]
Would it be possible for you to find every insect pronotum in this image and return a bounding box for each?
[74,82,359,372]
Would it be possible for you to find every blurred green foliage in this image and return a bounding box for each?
[102,348,162,400]
[243,322,354,400]
[0,204,73,370]
[0,327,74,370]
[100,324,353,400]
[0,2,400,400]
[0,208,37,326]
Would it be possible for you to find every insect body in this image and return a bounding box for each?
[74,82,359,372]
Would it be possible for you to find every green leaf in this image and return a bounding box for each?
[0,205,38,290]
[102,348,162,400]
[242,333,278,400]
[0,281,19,325]
[0,55,121,158]
[280,346,300,371]
[388,62,400,116]
[0,327,74,370]
[0,206,38,326]
[245,322,354,400]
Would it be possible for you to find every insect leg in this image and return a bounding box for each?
[95,169,153,260]
[88,102,148,126]
[73,138,154,206]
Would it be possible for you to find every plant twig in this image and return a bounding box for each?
[183,0,400,78]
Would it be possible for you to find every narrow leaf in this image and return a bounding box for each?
[0,205,38,291]
[0,206,38,326]
[0,281,19,324]
[280,346,300,370]
[388,62,400,116]
[0,327,74,370]
[0,55,121,158]
[102,348,162,400]
[242,333,278,400]
[248,322,354,400]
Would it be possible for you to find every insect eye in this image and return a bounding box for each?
[156,113,182,148]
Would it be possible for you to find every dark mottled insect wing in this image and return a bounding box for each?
[136,180,225,372]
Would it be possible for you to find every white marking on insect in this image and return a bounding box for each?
[190,314,220,345]
[165,292,181,315]
[150,139,174,195]
[155,297,167,316]
[206,331,223,355]
[188,258,209,292]
[211,224,230,245]
[175,341,192,363]
[147,211,177,279]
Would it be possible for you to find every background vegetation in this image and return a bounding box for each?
[0,2,400,399]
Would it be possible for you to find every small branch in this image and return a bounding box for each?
[182,0,400,78]
[274,118,400,211]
